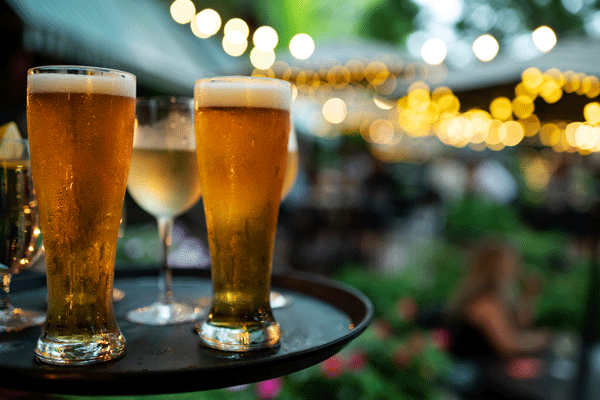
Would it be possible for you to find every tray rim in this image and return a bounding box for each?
[1,267,373,395]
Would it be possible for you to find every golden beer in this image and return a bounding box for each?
[194,77,291,351]
[27,66,135,365]
[281,125,299,200]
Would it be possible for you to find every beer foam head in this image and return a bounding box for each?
[28,67,136,98]
[194,76,291,110]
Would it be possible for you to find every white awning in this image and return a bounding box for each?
[6,0,246,94]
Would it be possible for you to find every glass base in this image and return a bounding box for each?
[197,320,281,352]
[126,301,203,325]
[35,332,125,366]
[0,306,45,333]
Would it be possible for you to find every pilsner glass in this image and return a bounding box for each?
[125,97,203,325]
[194,76,291,351]
[27,66,135,365]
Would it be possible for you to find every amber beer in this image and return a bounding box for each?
[195,77,291,351]
[27,66,135,365]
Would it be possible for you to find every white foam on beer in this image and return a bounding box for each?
[194,78,291,110]
[28,73,136,98]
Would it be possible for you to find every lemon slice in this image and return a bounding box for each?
[0,121,24,159]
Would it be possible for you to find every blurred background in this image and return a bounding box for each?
[3,0,600,399]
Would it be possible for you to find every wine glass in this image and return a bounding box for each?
[125,96,203,325]
[0,138,45,332]
[270,124,298,309]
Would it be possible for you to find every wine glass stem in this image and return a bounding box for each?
[0,272,12,311]
[157,217,174,306]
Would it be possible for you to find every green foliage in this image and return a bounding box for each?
[443,193,524,242]
[358,0,418,45]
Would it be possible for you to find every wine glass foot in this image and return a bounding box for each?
[0,306,45,333]
[126,301,203,325]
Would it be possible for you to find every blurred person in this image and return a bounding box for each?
[447,237,550,361]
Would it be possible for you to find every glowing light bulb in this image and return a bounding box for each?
[194,9,221,38]
[170,0,195,24]
[473,34,499,62]
[289,34,315,60]
[224,18,249,44]
[250,47,275,70]
[421,38,447,65]
[253,26,278,51]
[322,98,347,124]
[532,26,557,52]
[222,36,248,57]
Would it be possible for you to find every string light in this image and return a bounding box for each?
[224,18,249,44]
[170,0,195,24]
[289,34,315,60]
[421,38,447,65]
[253,26,278,51]
[193,8,221,38]
[250,47,275,70]
[532,26,557,52]
[473,34,499,62]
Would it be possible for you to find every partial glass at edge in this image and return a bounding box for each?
[194,76,292,351]
[27,65,134,365]
[0,139,45,332]
[125,96,203,325]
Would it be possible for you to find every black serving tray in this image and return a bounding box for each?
[0,267,373,396]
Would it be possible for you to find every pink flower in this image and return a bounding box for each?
[392,345,412,368]
[430,327,451,350]
[320,355,345,379]
[396,297,418,321]
[347,349,369,372]
[407,331,427,356]
[371,319,392,340]
[255,378,283,400]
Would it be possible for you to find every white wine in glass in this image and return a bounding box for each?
[126,97,203,325]
[0,139,45,332]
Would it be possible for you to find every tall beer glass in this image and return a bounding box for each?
[27,66,135,365]
[194,76,291,351]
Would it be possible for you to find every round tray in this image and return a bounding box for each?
[1,268,373,396]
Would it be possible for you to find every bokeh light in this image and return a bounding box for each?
[322,98,348,124]
[224,18,249,44]
[500,121,525,146]
[194,8,221,38]
[250,47,276,70]
[532,26,557,52]
[368,120,396,144]
[421,38,447,65]
[289,34,315,60]
[222,36,248,57]
[253,26,278,51]
[473,34,499,62]
[584,102,600,124]
[170,0,195,24]
[490,97,513,120]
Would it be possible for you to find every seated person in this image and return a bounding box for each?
[447,237,549,361]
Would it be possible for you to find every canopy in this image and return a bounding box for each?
[6,0,246,94]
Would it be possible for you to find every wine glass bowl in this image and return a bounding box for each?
[125,96,203,325]
[0,138,45,332]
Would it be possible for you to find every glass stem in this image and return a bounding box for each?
[0,270,12,311]
[157,217,174,306]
